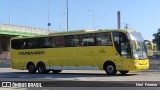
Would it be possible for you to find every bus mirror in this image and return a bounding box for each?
[130,40,138,50]
[144,40,154,50]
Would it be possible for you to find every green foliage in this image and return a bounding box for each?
[153,29,160,50]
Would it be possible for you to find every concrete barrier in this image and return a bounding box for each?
[149,59,160,70]
[0,59,10,67]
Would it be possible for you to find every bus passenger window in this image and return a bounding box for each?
[80,34,95,46]
[65,35,79,47]
[50,36,65,48]
[82,39,94,46]
[96,33,112,46]
[11,39,21,49]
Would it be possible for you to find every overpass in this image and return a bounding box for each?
[0,24,51,36]
[0,24,52,67]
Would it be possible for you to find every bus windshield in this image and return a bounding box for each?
[128,32,148,60]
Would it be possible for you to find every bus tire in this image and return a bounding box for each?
[27,62,36,73]
[119,71,129,75]
[52,70,62,73]
[104,62,117,75]
[37,62,47,74]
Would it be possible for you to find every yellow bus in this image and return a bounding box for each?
[10,29,153,75]
[145,40,154,57]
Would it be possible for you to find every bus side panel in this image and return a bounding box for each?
[86,47,101,70]
[92,46,121,70]
[48,57,68,70]
[74,47,99,70]
[12,58,26,70]
[68,56,83,70]
[47,48,69,70]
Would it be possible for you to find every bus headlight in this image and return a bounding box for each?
[134,62,139,66]
[133,54,139,59]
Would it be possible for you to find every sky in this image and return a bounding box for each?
[0,0,160,41]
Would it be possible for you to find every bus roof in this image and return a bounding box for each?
[11,29,138,40]
[48,29,96,35]
[49,29,137,35]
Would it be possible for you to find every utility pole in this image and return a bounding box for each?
[117,11,121,29]
[124,23,128,29]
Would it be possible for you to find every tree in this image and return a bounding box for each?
[153,28,160,50]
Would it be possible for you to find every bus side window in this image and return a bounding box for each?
[22,41,27,49]
[65,35,80,47]
[43,37,52,48]
[80,34,95,46]
[49,37,56,48]
[57,37,65,47]
[22,40,30,49]
[11,40,20,49]
[50,36,65,48]
[96,32,112,46]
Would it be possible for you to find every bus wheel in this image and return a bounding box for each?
[104,62,117,75]
[119,71,129,75]
[52,70,62,73]
[27,63,36,73]
[37,62,47,74]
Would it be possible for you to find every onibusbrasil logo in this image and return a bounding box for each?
[1,82,42,88]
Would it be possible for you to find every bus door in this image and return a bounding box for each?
[113,32,132,70]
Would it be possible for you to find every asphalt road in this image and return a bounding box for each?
[0,68,160,90]
[0,68,160,81]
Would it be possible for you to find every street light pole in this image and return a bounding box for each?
[66,0,69,31]
[48,0,51,31]
[9,0,11,24]
[88,10,95,30]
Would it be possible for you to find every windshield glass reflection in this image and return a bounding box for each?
[128,32,148,59]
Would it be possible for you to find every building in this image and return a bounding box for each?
[0,23,52,67]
